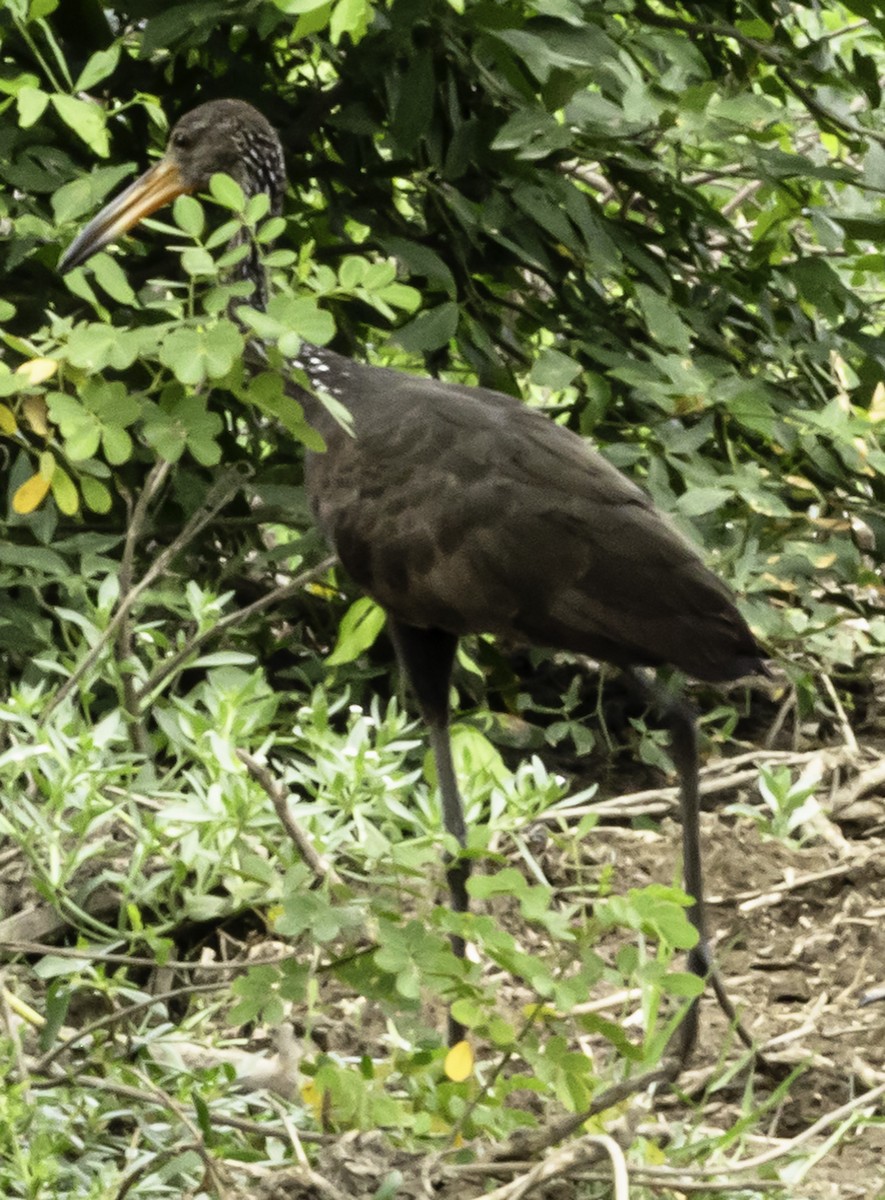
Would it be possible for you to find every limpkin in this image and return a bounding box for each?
[60,98,767,1061]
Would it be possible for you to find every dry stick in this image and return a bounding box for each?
[571,1167,782,1193]
[0,972,32,1102]
[120,1064,232,1199]
[546,748,852,823]
[493,1062,678,1161]
[722,1080,885,1173]
[33,981,222,1074]
[820,672,860,756]
[477,1133,630,1200]
[728,855,875,909]
[41,470,244,722]
[42,1073,332,1142]
[117,459,173,753]
[267,1095,312,1169]
[237,749,341,887]
[134,553,337,707]
[831,759,885,811]
[0,939,293,970]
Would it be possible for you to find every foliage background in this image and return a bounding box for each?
[2,0,885,1195]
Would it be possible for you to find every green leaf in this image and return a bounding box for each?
[181,247,216,276]
[50,467,79,515]
[246,372,325,450]
[268,297,336,351]
[338,256,369,290]
[675,487,733,517]
[491,109,572,158]
[90,253,136,305]
[530,349,582,390]
[101,425,133,465]
[74,45,121,92]
[79,475,112,514]
[16,85,49,127]
[634,284,692,354]
[51,94,109,156]
[330,0,370,43]
[326,596,386,665]
[142,392,223,466]
[393,302,458,352]
[273,0,330,11]
[159,320,243,385]
[173,194,205,238]
[53,165,133,224]
[208,172,246,211]
[391,47,435,151]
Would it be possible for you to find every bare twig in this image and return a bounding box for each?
[0,939,293,971]
[831,760,885,812]
[545,748,855,824]
[42,470,244,721]
[478,1132,630,1200]
[494,1062,677,1160]
[820,673,859,756]
[237,749,341,887]
[117,459,173,752]
[31,1073,331,1141]
[726,854,875,909]
[0,973,32,1097]
[134,553,337,706]
[33,981,222,1074]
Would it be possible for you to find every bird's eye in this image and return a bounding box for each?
[171,129,194,151]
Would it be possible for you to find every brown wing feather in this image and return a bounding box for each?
[305,358,763,682]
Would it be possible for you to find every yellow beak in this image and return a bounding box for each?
[59,158,190,272]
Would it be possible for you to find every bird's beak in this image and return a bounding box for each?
[59,158,190,273]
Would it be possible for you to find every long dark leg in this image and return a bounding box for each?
[624,669,756,1063]
[389,620,468,1042]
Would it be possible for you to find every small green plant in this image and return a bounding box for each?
[727,763,824,845]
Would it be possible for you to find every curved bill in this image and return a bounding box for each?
[59,158,189,273]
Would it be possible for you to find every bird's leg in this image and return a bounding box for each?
[388,620,469,1042]
[623,668,756,1064]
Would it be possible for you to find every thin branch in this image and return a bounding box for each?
[31,1073,332,1141]
[237,749,341,887]
[635,5,885,146]
[117,459,172,753]
[493,1061,678,1160]
[41,470,244,722]
[477,1132,630,1200]
[33,981,222,1074]
[134,553,337,707]
[0,940,294,971]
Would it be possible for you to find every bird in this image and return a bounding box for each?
[59,98,767,1063]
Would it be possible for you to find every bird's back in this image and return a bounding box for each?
[300,348,764,683]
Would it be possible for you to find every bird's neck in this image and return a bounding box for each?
[289,342,358,434]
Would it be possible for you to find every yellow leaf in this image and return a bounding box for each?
[0,403,17,435]
[13,473,51,514]
[444,1039,474,1082]
[38,449,55,479]
[16,357,58,386]
[23,395,48,435]
[299,1079,326,1121]
[870,381,885,423]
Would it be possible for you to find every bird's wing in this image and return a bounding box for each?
[307,368,759,680]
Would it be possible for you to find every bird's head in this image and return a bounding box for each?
[59,99,286,274]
